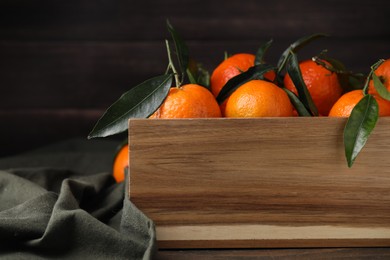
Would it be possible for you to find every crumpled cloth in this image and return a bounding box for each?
[0,138,156,260]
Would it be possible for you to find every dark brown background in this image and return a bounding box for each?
[1,0,389,156]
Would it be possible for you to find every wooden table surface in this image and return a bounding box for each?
[156,248,390,259]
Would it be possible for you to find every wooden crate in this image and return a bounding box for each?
[128,117,390,249]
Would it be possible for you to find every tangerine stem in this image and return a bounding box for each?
[165,40,180,87]
[362,59,385,95]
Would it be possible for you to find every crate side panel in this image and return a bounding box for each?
[129,118,390,227]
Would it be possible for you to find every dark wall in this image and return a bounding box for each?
[1,0,389,156]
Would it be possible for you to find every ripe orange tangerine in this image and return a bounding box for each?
[224,79,294,117]
[112,144,129,183]
[210,53,275,98]
[150,84,221,118]
[284,59,343,116]
[368,58,390,96]
[328,90,390,117]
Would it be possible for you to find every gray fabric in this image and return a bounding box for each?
[0,139,156,259]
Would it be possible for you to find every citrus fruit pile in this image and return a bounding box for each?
[89,21,389,181]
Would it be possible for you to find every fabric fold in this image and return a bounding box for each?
[0,139,156,260]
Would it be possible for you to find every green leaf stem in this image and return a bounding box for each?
[166,20,189,84]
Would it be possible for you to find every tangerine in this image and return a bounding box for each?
[150,84,221,118]
[283,59,343,116]
[112,144,129,183]
[224,80,294,117]
[328,89,390,117]
[368,58,390,96]
[210,53,275,98]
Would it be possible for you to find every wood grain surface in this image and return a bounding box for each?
[156,247,390,259]
[129,117,390,248]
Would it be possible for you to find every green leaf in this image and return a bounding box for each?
[187,68,197,84]
[324,57,346,72]
[347,73,366,91]
[88,74,173,139]
[313,54,362,92]
[344,94,379,168]
[286,52,319,116]
[372,72,390,101]
[277,33,327,75]
[314,51,347,73]
[283,88,311,116]
[186,59,210,89]
[255,39,273,65]
[362,59,385,94]
[216,64,276,104]
[166,20,189,79]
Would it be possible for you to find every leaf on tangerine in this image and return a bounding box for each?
[283,88,311,116]
[286,52,318,116]
[88,74,173,139]
[344,94,379,168]
[372,72,390,101]
[276,33,327,76]
[216,64,276,104]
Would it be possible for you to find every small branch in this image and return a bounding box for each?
[312,56,351,75]
[362,59,385,94]
[165,40,180,87]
